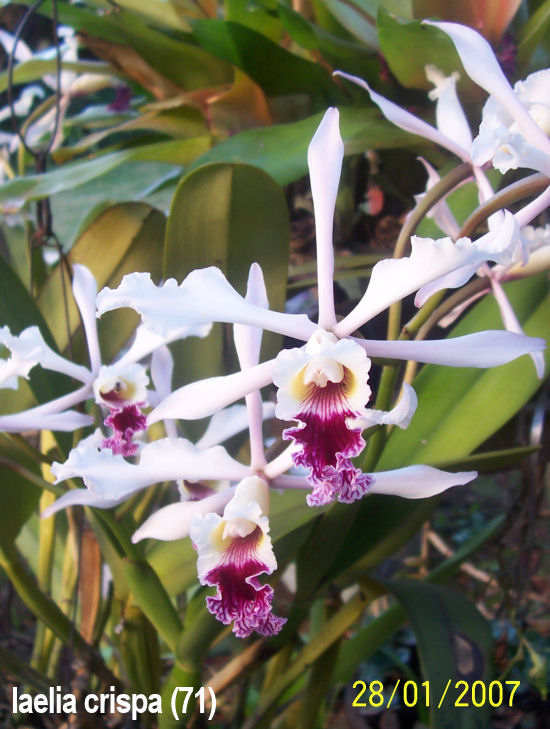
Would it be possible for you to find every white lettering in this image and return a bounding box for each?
[84,694,99,713]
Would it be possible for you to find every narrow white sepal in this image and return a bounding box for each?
[0,410,93,433]
[234,262,269,371]
[369,465,477,498]
[336,211,519,336]
[425,65,472,152]
[334,71,470,161]
[308,108,343,330]
[0,325,91,386]
[71,264,101,374]
[354,330,545,367]
[148,359,277,423]
[196,402,275,450]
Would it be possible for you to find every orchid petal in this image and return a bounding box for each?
[308,108,343,329]
[72,265,101,374]
[0,325,91,387]
[437,290,489,328]
[234,263,268,370]
[414,261,480,307]
[354,330,545,367]
[270,475,310,490]
[490,279,545,378]
[93,362,149,407]
[196,402,275,450]
[425,65,472,151]
[335,211,519,336]
[263,445,297,480]
[415,158,460,238]
[114,325,170,370]
[150,346,174,404]
[42,489,124,518]
[369,465,477,498]
[51,438,249,501]
[233,264,271,469]
[147,359,276,423]
[353,383,417,430]
[97,268,315,342]
[0,410,93,433]
[335,71,470,161]
[131,488,236,542]
[424,21,550,155]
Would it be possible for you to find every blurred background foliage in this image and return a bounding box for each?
[0,0,549,727]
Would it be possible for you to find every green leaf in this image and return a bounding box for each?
[386,580,493,729]
[319,0,380,48]
[226,0,284,41]
[377,9,460,90]
[517,0,550,68]
[334,515,504,682]
[190,19,338,98]
[0,139,211,208]
[164,162,290,390]
[277,2,379,78]
[0,60,115,95]
[36,202,166,361]
[0,440,41,548]
[17,0,232,90]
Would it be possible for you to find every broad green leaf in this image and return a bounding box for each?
[377,8,461,90]
[188,107,426,186]
[0,139,211,207]
[0,439,41,548]
[164,162,290,388]
[190,19,338,99]
[36,202,166,362]
[386,580,493,729]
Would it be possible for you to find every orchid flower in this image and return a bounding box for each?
[190,475,286,639]
[335,39,549,378]
[91,108,540,506]
[423,21,550,178]
[46,266,298,638]
[0,264,177,453]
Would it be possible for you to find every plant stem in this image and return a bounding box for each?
[0,540,121,688]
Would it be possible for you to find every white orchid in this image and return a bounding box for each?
[424,21,550,178]
[335,27,550,378]
[90,108,543,507]
[0,264,173,453]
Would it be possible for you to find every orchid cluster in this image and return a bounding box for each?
[1,22,548,641]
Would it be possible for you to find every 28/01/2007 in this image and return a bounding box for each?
[351,680,520,709]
